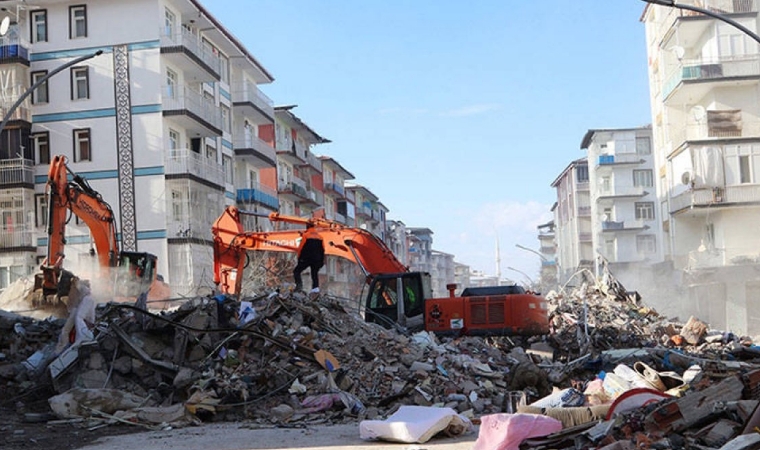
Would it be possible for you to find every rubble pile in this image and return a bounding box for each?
[2,272,760,448]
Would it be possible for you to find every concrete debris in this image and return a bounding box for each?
[3,269,760,448]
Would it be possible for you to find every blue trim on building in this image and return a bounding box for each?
[128,40,160,51]
[31,41,159,61]
[34,108,116,123]
[134,166,165,176]
[132,104,161,115]
[35,166,165,184]
[225,191,235,200]
[220,89,231,101]
[222,139,234,150]
[137,230,167,240]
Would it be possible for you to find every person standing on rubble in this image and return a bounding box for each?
[293,223,325,294]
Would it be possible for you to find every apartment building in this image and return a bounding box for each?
[536,220,557,292]
[580,127,663,300]
[642,0,760,333]
[0,0,280,296]
[320,156,354,224]
[346,183,386,240]
[551,159,592,285]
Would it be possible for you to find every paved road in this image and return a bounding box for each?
[78,422,480,450]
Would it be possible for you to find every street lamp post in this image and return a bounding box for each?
[640,0,760,45]
[515,243,547,262]
[0,50,103,139]
[506,266,535,287]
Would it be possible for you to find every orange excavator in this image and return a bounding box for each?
[212,205,549,335]
[37,155,159,299]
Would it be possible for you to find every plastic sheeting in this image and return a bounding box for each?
[473,413,563,450]
[359,405,472,443]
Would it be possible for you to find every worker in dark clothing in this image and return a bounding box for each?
[293,223,325,293]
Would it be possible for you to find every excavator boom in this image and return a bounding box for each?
[212,205,407,295]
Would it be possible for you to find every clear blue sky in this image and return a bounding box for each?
[202,0,653,282]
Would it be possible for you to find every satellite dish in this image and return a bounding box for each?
[670,46,685,61]
[690,105,706,122]
[0,17,10,37]
[681,171,693,186]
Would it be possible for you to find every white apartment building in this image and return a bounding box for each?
[580,127,664,301]
[551,158,592,285]
[642,0,760,333]
[0,0,275,296]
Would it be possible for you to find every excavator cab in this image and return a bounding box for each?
[364,272,430,331]
[115,251,157,297]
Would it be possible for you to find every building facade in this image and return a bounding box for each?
[551,158,592,285]
[642,0,760,333]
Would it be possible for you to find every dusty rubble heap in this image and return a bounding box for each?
[2,274,760,448]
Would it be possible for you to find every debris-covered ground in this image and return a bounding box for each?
[3,270,760,450]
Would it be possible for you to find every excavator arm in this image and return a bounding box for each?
[41,155,120,294]
[212,205,408,295]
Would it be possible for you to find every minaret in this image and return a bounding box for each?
[496,236,501,283]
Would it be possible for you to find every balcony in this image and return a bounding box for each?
[579,232,593,242]
[595,153,647,169]
[165,148,225,187]
[0,35,29,65]
[669,116,760,147]
[276,141,306,165]
[236,183,279,211]
[577,205,591,217]
[597,186,648,200]
[670,184,760,213]
[0,224,35,249]
[231,81,274,122]
[334,212,346,224]
[278,178,310,202]
[687,245,760,270]
[160,28,220,81]
[162,85,222,136]
[601,220,648,232]
[0,158,34,187]
[324,182,345,197]
[233,133,276,168]
[663,55,760,103]
[299,152,323,175]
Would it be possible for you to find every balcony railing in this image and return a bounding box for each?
[162,85,222,131]
[237,183,279,210]
[325,182,345,196]
[0,158,34,186]
[669,119,760,146]
[601,220,647,231]
[577,206,591,217]
[230,81,274,120]
[663,55,760,100]
[160,28,220,75]
[0,35,29,62]
[670,184,760,212]
[0,224,35,247]
[597,186,647,198]
[232,133,276,163]
[595,153,646,167]
[165,148,225,187]
[687,245,760,270]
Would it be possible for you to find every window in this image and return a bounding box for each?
[636,136,651,155]
[221,105,230,133]
[223,155,233,183]
[576,164,589,183]
[31,71,48,104]
[171,190,186,221]
[635,202,655,220]
[69,5,87,39]
[71,67,89,100]
[249,169,258,188]
[205,144,216,162]
[633,169,653,187]
[32,132,50,164]
[637,235,656,254]
[220,54,229,83]
[30,10,47,43]
[166,68,177,99]
[73,129,91,162]
[164,7,176,37]
[35,194,48,228]
[168,129,179,152]
[740,155,752,183]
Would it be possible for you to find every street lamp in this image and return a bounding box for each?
[515,243,547,262]
[640,0,760,45]
[506,266,535,286]
[0,50,103,138]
